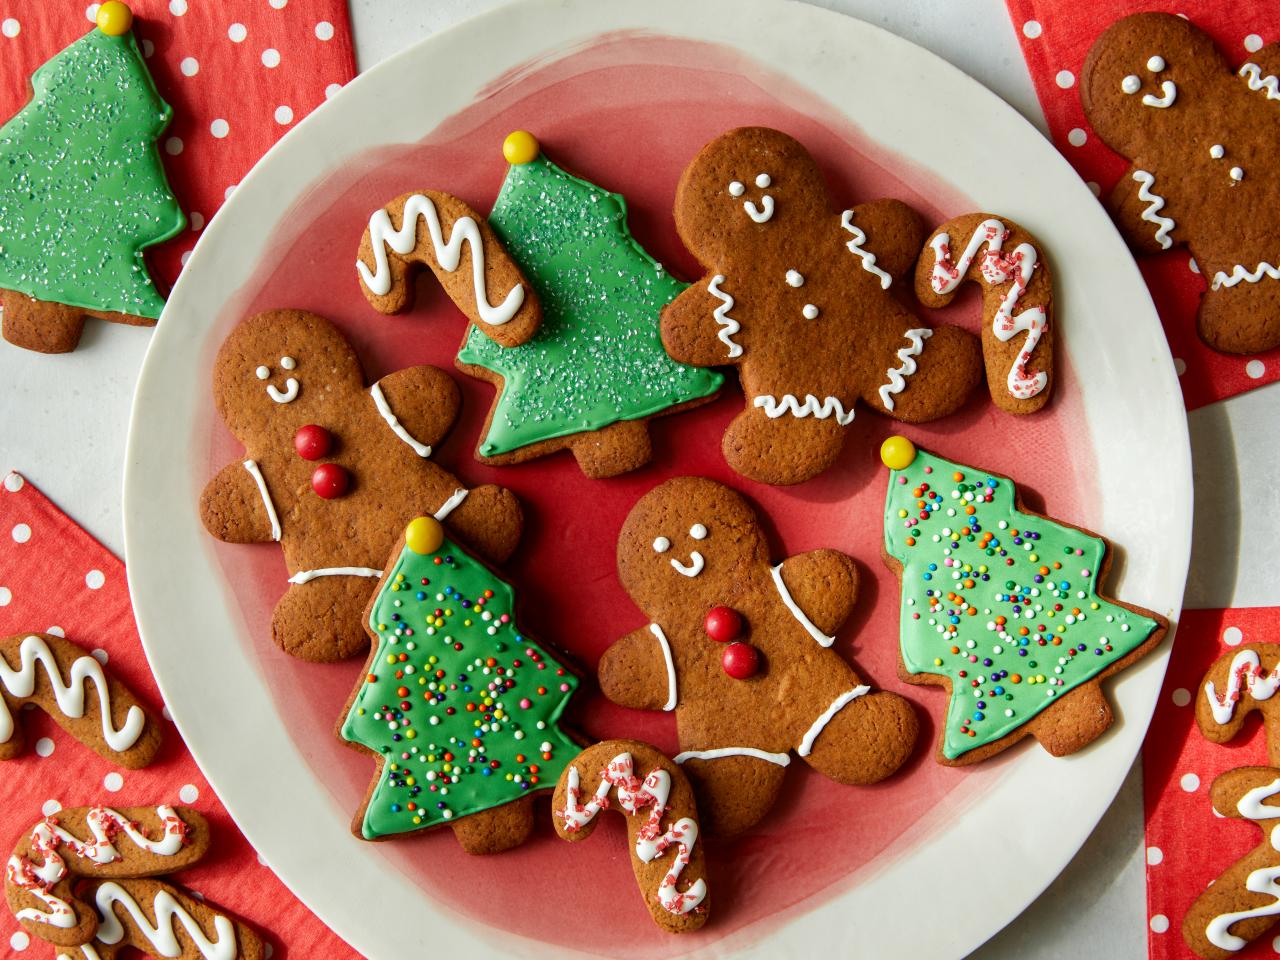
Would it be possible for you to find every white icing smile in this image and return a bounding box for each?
[728,173,775,223]
[256,356,299,404]
[1142,80,1177,108]
[671,552,705,578]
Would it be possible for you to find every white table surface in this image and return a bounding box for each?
[4,0,1273,956]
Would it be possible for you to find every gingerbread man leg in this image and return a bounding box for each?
[676,752,789,836]
[861,323,983,422]
[1198,282,1280,356]
[721,405,847,487]
[449,796,536,855]
[797,688,919,785]
[271,576,373,663]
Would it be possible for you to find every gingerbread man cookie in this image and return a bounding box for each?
[915,214,1054,414]
[553,740,709,933]
[1082,13,1280,354]
[598,477,917,836]
[662,126,984,485]
[1,632,160,768]
[4,804,208,947]
[1184,767,1280,959]
[356,189,542,348]
[199,309,523,663]
[1198,643,1280,765]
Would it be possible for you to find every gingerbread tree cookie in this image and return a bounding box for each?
[662,126,986,486]
[0,3,184,354]
[880,435,1167,764]
[339,515,580,853]
[1082,13,1280,354]
[598,476,917,837]
[453,131,724,479]
[199,309,523,663]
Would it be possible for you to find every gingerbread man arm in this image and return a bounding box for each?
[369,366,462,458]
[356,190,541,348]
[660,277,745,368]
[1106,165,1178,256]
[598,625,677,712]
[777,550,859,637]
[1240,42,1280,92]
[198,461,279,545]
[840,199,926,285]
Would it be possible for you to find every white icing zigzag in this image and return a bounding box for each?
[707,275,743,358]
[356,194,524,326]
[1241,62,1280,100]
[753,393,855,426]
[840,210,893,289]
[878,328,932,411]
[1132,170,1175,250]
[1212,261,1280,290]
[94,882,237,960]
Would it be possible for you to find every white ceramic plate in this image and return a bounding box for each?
[124,1,1191,957]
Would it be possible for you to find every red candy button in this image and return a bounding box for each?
[311,463,350,499]
[704,605,742,643]
[294,424,333,461]
[722,642,759,680]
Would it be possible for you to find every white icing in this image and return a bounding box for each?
[689,524,707,540]
[1205,649,1280,722]
[877,327,933,411]
[1206,778,1280,950]
[802,304,820,320]
[1210,144,1225,159]
[254,365,269,380]
[744,195,774,223]
[1142,80,1177,108]
[1121,74,1141,94]
[265,378,298,404]
[356,193,525,326]
[287,567,381,585]
[653,537,671,553]
[840,210,893,289]
[1213,262,1280,290]
[1147,55,1166,72]
[1132,170,1175,249]
[1241,62,1280,100]
[561,754,706,916]
[242,460,280,542]
[753,393,854,426]
[770,563,835,647]
[707,275,743,359]
[280,355,295,370]
[728,181,745,197]
[0,635,146,752]
[673,746,791,766]
[93,882,236,960]
[754,173,771,188]
[785,269,804,287]
[649,623,677,711]
[670,552,704,578]
[797,685,870,756]
[929,219,1049,400]
[433,487,469,521]
[1231,166,1245,182]
[369,382,431,457]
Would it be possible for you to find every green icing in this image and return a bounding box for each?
[340,535,579,839]
[456,153,722,455]
[0,26,184,320]
[882,449,1159,760]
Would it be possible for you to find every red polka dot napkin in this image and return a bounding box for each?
[1002,1,1280,410]
[1141,607,1280,960]
[0,0,356,292]
[0,471,353,957]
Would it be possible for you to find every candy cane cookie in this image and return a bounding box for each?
[1199,644,1280,764]
[553,740,709,933]
[4,805,207,946]
[0,633,160,767]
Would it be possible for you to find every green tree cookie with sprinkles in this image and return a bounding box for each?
[879,435,1168,766]
[339,514,581,853]
[0,2,185,354]
[453,130,724,479]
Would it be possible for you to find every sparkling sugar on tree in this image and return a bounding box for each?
[0,1,185,353]
[340,514,580,850]
[455,130,723,478]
